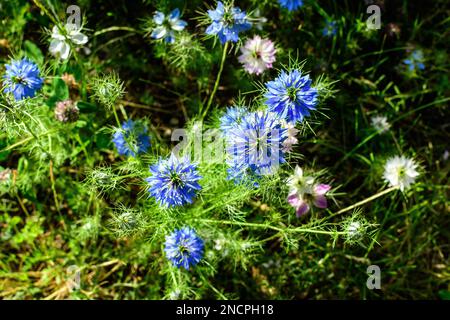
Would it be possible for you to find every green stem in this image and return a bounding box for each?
[112,107,122,127]
[202,42,229,119]
[196,218,344,236]
[32,0,59,26]
[93,26,140,37]
[331,186,398,216]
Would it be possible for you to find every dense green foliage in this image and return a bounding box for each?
[0,0,449,299]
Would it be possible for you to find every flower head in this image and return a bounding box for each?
[281,120,299,153]
[226,111,287,177]
[205,1,251,44]
[55,100,79,123]
[265,69,319,123]
[322,20,337,37]
[238,36,276,75]
[112,119,151,157]
[151,8,187,43]
[383,155,419,191]
[146,154,202,207]
[3,58,43,101]
[164,227,204,269]
[49,24,88,60]
[219,106,248,134]
[403,49,425,72]
[278,0,304,11]
[287,166,331,217]
[371,115,390,133]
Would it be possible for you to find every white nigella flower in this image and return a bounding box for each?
[287,165,315,195]
[49,24,88,60]
[151,8,187,43]
[371,115,391,133]
[383,155,419,191]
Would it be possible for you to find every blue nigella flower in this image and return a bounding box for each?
[219,106,248,134]
[146,154,202,207]
[226,161,261,187]
[205,1,251,44]
[278,0,304,11]
[226,111,287,177]
[322,20,337,37]
[3,58,43,101]
[151,8,187,43]
[403,50,425,72]
[112,119,151,157]
[264,69,319,123]
[164,227,204,270]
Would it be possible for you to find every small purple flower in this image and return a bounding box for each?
[164,227,204,269]
[238,35,276,75]
[205,1,251,44]
[3,58,43,101]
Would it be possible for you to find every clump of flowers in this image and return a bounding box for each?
[278,0,304,11]
[164,227,204,269]
[322,20,337,37]
[226,111,287,179]
[238,36,276,75]
[146,154,202,207]
[55,100,79,123]
[49,24,88,60]
[112,119,151,157]
[205,1,251,44]
[265,69,319,123]
[3,58,43,101]
[383,155,419,191]
[371,115,391,133]
[286,166,331,217]
[150,8,187,43]
[403,49,425,72]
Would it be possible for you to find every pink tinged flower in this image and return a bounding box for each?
[287,192,310,217]
[238,35,276,75]
[287,192,300,207]
[281,121,299,153]
[287,183,331,217]
[313,184,331,208]
[296,201,310,217]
